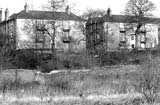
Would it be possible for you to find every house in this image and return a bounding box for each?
[0,3,85,54]
[86,8,160,53]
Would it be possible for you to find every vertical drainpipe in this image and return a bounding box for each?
[5,8,9,49]
[106,23,108,51]
[5,8,9,53]
[14,19,17,50]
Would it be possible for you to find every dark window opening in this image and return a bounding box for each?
[131,44,134,49]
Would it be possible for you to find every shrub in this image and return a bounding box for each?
[39,59,59,73]
[63,60,71,69]
[12,50,42,69]
[59,52,97,69]
[99,51,129,66]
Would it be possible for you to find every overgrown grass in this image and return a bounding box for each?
[0,64,160,104]
[0,65,138,97]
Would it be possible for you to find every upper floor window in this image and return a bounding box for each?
[35,32,44,43]
[131,35,134,40]
[96,34,100,39]
[120,23,124,28]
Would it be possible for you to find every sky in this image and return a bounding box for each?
[0,0,160,18]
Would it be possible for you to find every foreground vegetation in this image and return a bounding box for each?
[0,49,160,105]
[0,63,159,105]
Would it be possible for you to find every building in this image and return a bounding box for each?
[86,8,160,53]
[0,4,85,54]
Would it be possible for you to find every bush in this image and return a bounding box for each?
[12,50,96,70]
[12,50,42,69]
[39,59,59,73]
[60,52,97,69]
[99,51,129,66]
[63,60,71,69]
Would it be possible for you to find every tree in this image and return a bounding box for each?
[124,0,156,49]
[77,8,107,45]
[22,0,67,55]
[82,8,107,19]
[45,0,67,57]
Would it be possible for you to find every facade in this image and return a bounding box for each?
[86,8,160,53]
[0,4,85,53]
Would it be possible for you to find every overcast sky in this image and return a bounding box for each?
[0,0,160,17]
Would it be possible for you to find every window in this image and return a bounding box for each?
[35,32,44,43]
[131,44,134,49]
[10,32,14,38]
[140,34,145,42]
[96,34,100,39]
[120,23,124,28]
[131,34,134,40]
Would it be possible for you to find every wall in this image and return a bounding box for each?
[16,19,85,52]
[103,22,159,50]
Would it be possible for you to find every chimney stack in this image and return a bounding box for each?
[65,5,70,14]
[5,8,9,21]
[0,8,2,22]
[107,8,111,16]
[24,3,29,13]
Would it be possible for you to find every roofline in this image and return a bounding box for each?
[9,10,85,21]
[86,14,160,24]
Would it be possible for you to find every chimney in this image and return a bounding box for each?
[5,8,9,21]
[24,3,29,13]
[0,8,2,22]
[65,5,70,14]
[107,8,111,16]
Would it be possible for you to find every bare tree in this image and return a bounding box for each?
[45,0,67,57]
[124,0,156,49]
[77,8,107,44]
[82,8,107,19]
[21,0,67,55]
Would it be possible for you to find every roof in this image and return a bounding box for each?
[103,14,133,23]
[102,14,160,24]
[9,10,84,21]
[86,14,160,24]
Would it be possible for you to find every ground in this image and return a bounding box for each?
[0,65,159,105]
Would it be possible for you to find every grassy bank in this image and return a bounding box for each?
[0,65,149,105]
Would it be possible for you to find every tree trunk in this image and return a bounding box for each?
[51,36,56,57]
[135,34,138,49]
[135,28,140,49]
[51,27,57,69]
[51,27,56,57]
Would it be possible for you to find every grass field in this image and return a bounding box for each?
[0,65,159,105]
